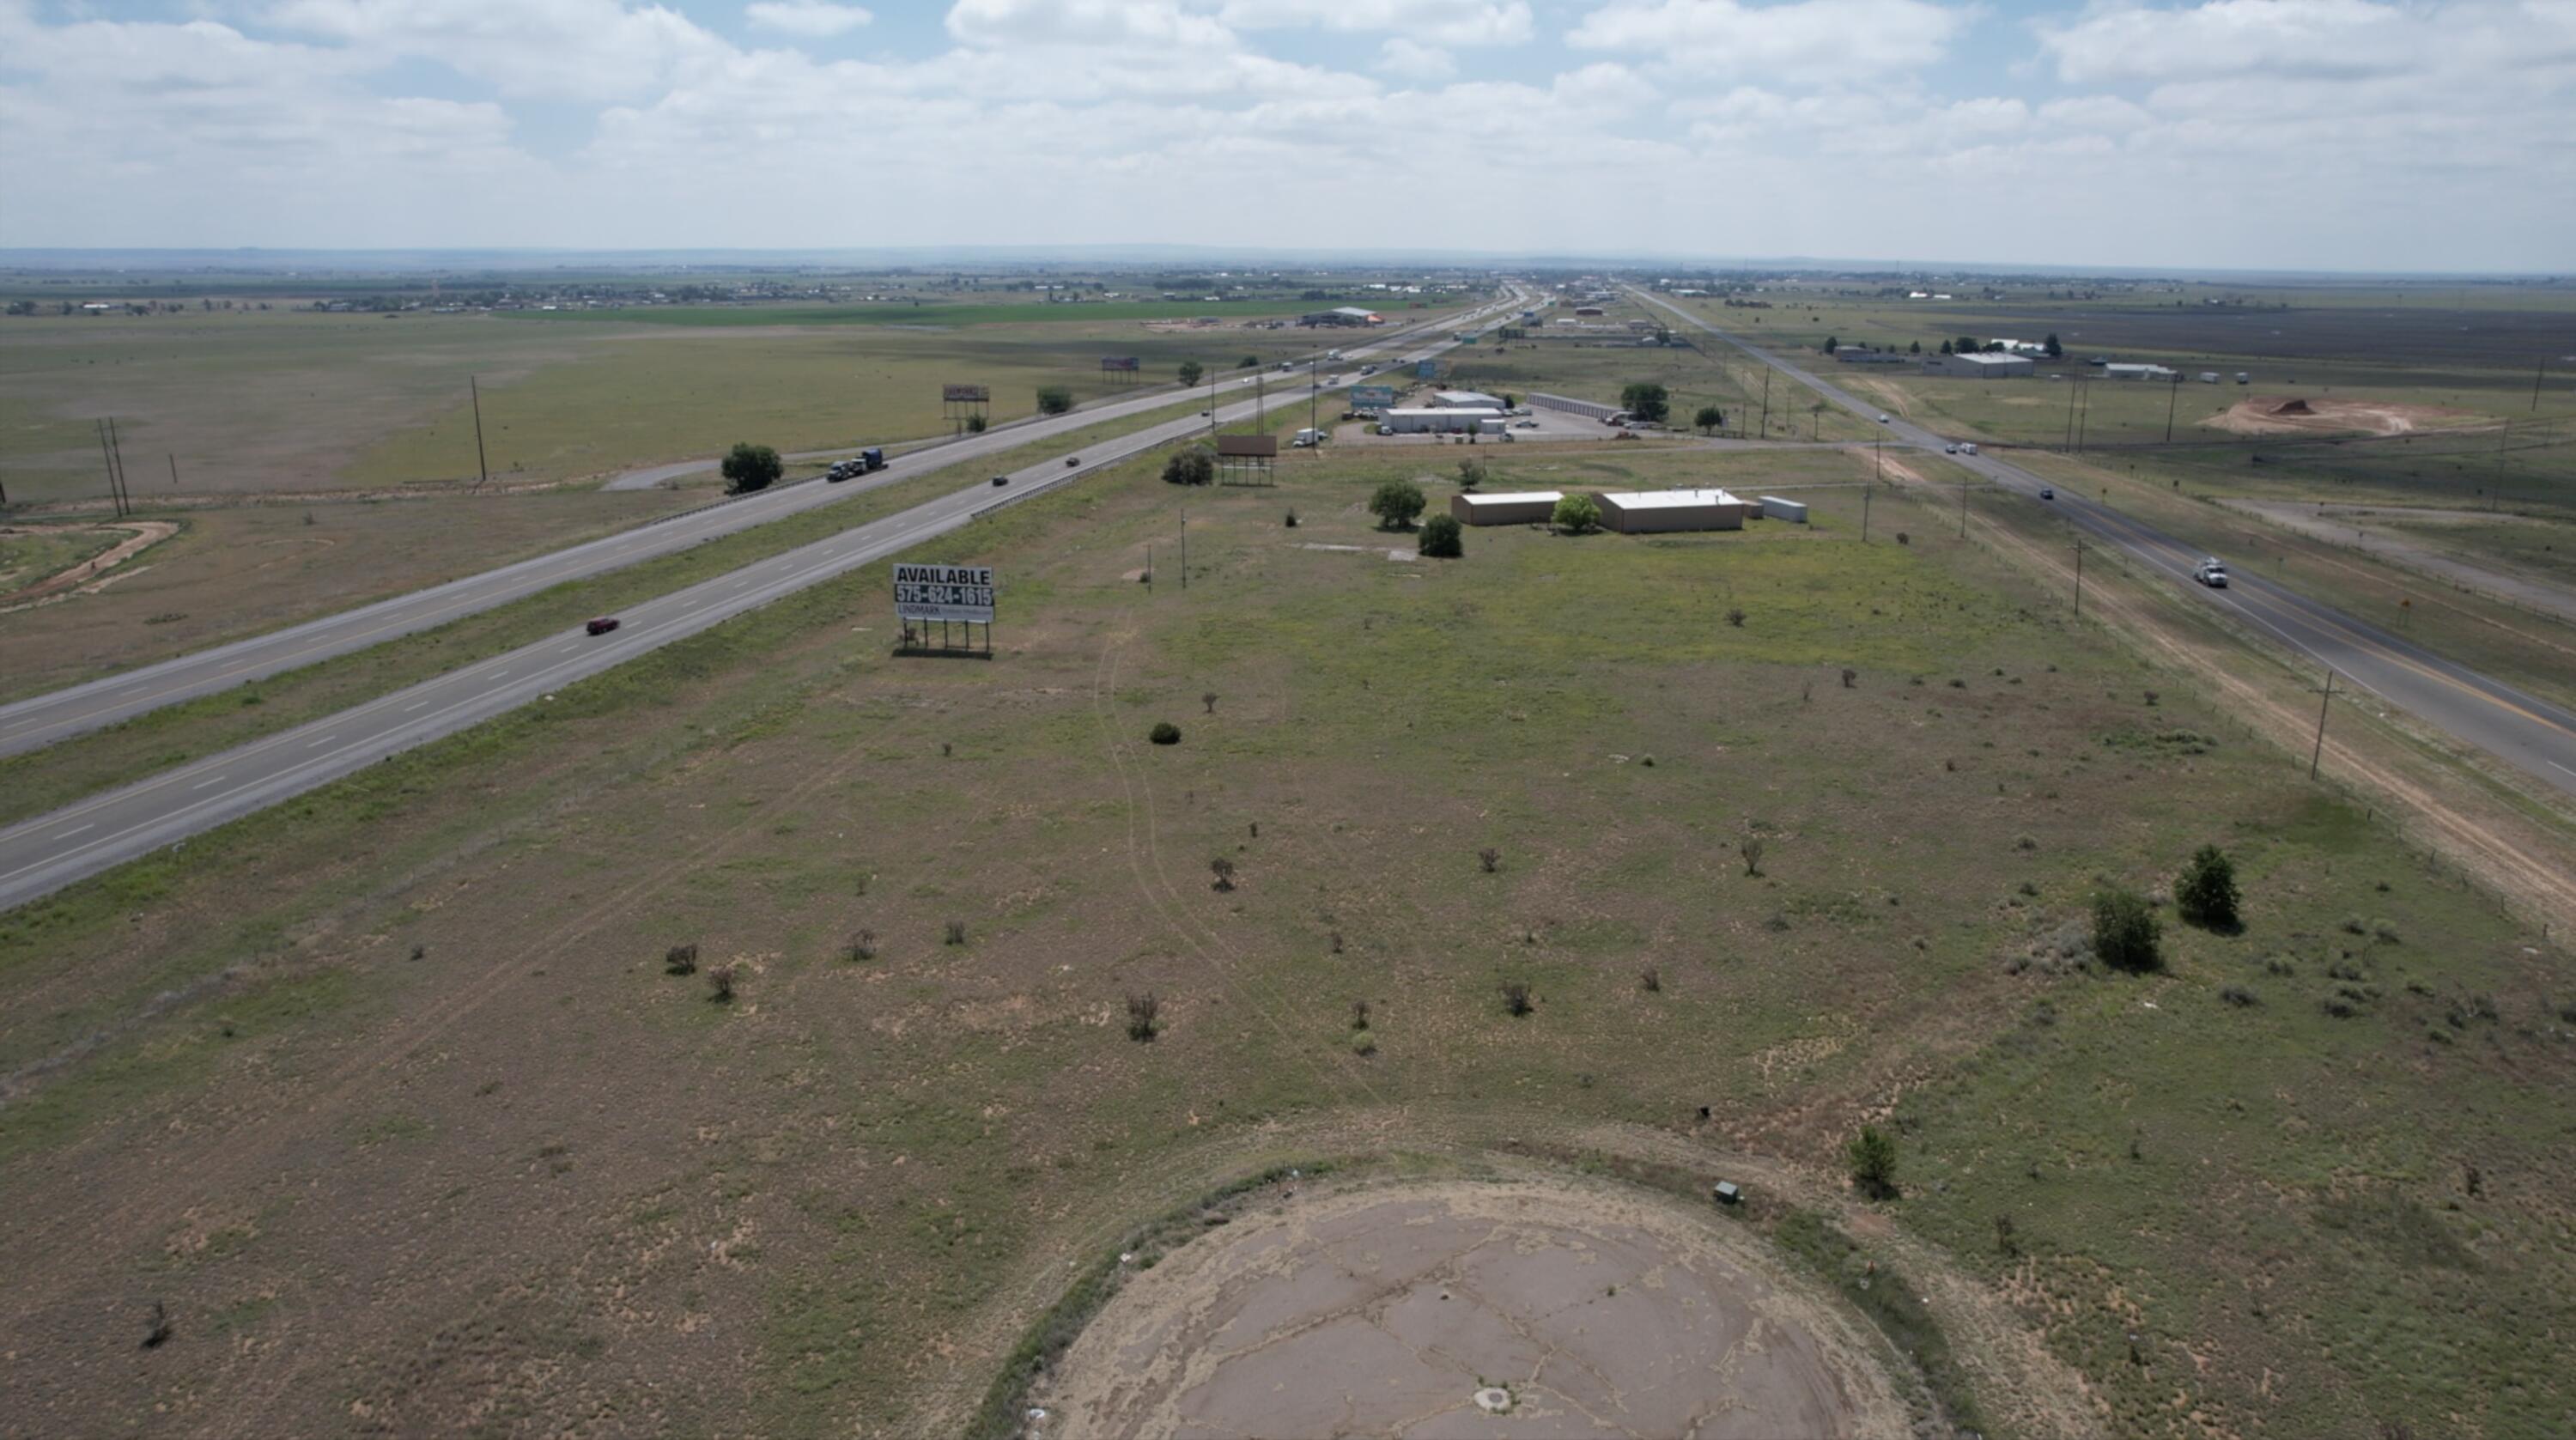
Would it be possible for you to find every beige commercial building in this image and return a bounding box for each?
[1451,490,1563,526]
[1593,488,1748,532]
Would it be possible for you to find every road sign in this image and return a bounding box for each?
[893,562,995,623]
[1350,384,1396,410]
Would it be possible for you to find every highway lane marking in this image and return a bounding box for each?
[308,733,337,747]
[191,775,227,790]
[404,700,429,712]
[2554,761,2576,778]
[55,823,93,838]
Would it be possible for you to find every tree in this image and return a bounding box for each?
[2093,887,2164,973]
[1940,338,1953,355]
[966,414,987,433]
[2176,844,2241,930]
[1456,458,1488,489]
[1369,478,1427,530]
[2043,332,2063,358]
[1177,359,1203,388]
[1236,354,1258,368]
[1162,448,1213,486]
[1693,404,1724,435]
[1036,385,1073,416]
[1618,381,1671,423]
[1847,1125,1899,1199]
[1552,493,1601,534]
[1419,514,1463,558]
[720,442,783,495]
[1908,339,1922,355]
[1500,392,1519,409]
[1956,335,1981,356]
[1822,336,1838,354]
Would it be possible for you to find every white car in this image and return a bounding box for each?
[1943,443,1958,454]
[1876,413,1891,424]
[2194,559,2229,588]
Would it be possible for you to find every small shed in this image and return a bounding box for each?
[1759,495,1807,523]
[1452,490,1562,526]
[1712,1182,1741,1206]
[1593,488,1748,533]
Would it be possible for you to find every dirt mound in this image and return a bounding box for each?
[1040,1176,1911,1437]
[2207,396,2477,437]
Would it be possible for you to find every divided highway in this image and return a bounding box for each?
[0,306,1478,759]
[1635,290,2576,800]
[0,293,1522,910]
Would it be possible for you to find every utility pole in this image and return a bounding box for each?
[1309,357,1318,434]
[2533,358,2546,413]
[1862,477,1874,543]
[1180,507,1188,591]
[1959,475,1970,537]
[470,376,490,491]
[1759,368,1771,437]
[106,416,133,513]
[2072,536,2089,616]
[2492,420,2509,511]
[167,453,179,488]
[2075,379,2092,451]
[95,420,126,517]
[2163,373,2180,443]
[2063,374,2080,450]
[2308,668,2336,780]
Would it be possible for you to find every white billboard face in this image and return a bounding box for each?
[894,563,996,623]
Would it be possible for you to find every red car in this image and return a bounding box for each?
[586,617,622,636]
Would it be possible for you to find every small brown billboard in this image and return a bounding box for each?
[942,384,991,404]
[1215,434,1279,459]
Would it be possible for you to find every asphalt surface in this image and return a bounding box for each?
[0,294,1521,911]
[1636,289,2576,800]
[0,311,1472,760]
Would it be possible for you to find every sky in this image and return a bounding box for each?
[2,0,2572,272]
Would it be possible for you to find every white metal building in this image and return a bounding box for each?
[1431,389,1508,410]
[2104,363,2178,381]
[1452,491,1563,526]
[1382,407,1504,434]
[1593,488,1749,533]
[1924,352,2033,380]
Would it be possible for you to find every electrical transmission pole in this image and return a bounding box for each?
[471,376,491,491]
[2164,373,2180,443]
[2072,537,2089,616]
[2308,669,2336,780]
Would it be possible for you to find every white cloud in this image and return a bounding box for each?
[1569,0,1967,83]
[1217,0,1534,45]
[944,0,1236,49]
[262,0,730,100]
[1377,36,1458,82]
[746,0,874,37]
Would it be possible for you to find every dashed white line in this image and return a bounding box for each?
[56,823,93,838]
[192,775,228,790]
[404,700,429,713]
[307,734,337,748]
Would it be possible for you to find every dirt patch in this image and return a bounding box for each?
[2206,396,2477,437]
[1041,1175,1911,1438]
[0,520,179,609]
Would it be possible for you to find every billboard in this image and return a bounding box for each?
[1349,384,1397,410]
[1414,359,1438,380]
[1099,355,1140,373]
[941,384,991,404]
[893,562,996,623]
[1215,434,1279,459]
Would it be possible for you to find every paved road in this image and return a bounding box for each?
[1637,289,2576,800]
[0,294,1521,911]
[0,311,1466,759]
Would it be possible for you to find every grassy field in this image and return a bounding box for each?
[1,429,2567,1437]
[0,521,125,592]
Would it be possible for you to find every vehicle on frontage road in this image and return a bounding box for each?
[2195,558,2230,587]
[586,617,622,636]
[2040,486,2055,500]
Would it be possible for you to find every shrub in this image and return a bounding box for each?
[665,943,699,975]
[944,920,967,945]
[1369,479,1427,529]
[1500,980,1534,1017]
[1740,837,1765,877]
[1846,1125,1899,1199]
[2220,984,2259,1007]
[2092,888,2163,973]
[1035,386,1073,416]
[1419,514,1464,557]
[1552,493,1601,534]
[2372,919,2401,943]
[1284,508,1298,527]
[1478,847,1501,874]
[1210,856,1236,891]
[1328,929,1344,955]
[1993,1214,2018,1257]
[720,441,783,495]
[1126,992,1159,1042]
[1201,690,1218,714]
[1456,458,1488,489]
[1350,999,1370,1030]
[1725,607,1747,628]
[1161,448,1214,486]
[1896,532,1910,545]
[1639,966,1662,993]
[2176,844,2241,929]
[708,963,738,1003]
[1149,721,1182,745]
[1840,667,1857,688]
[843,929,878,963]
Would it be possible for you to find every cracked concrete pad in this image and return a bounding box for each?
[1047,1178,1910,1438]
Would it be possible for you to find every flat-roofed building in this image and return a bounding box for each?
[1923,351,2033,379]
[1593,488,1748,533]
[1432,389,1508,410]
[1382,407,1503,434]
[1451,490,1563,526]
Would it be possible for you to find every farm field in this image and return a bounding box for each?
[1,435,2567,1438]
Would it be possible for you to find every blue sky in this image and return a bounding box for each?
[3,0,2572,270]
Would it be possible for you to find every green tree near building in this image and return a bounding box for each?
[720,442,782,495]
[1552,493,1601,534]
[2043,333,2063,358]
[1693,405,1724,435]
[1036,386,1073,416]
[1618,381,1671,423]
[1369,479,1427,530]
[1418,514,1464,558]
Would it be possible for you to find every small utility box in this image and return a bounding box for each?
[1712,1182,1741,1206]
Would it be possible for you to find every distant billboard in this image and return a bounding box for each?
[1350,384,1397,410]
[1414,359,1438,380]
[893,562,996,623]
[1215,434,1279,459]
[1099,356,1140,373]
[942,384,991,404]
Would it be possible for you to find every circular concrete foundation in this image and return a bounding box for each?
[1042,1177,1911,1437]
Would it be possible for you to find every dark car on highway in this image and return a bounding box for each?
[991,475,1010,487]
[586,617,622,635]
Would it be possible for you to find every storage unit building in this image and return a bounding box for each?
[1452,491,1563,526]
[1432,389,1508,410]
[1759,495,1808,523]
[1593,488,1749,533]
[2104,363,2178,381]
[1382,407,1503,434]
